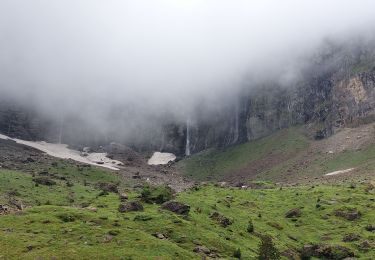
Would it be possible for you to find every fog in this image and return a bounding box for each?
[1,0,375,142]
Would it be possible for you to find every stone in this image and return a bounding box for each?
[119,193,128,201]
[118,201,143,213]
[210,211,232,227]
[96,182,118,193]
[334,208,361,221]
[193,245,211,255]
[161,201,190,215]
[342,233,360,242]
[301,244,354,259]
[285,208,301,218]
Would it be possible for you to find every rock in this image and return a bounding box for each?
[342,233,360,242]
[210,211,232,227]
[152,232,166,239]
[334,208,361,221]
[118,201,143,213]
[132,172,141,179]
[32,177,56,186]
[193,245,211,255]
[102,235,114,243]
[218,182,227,187]
[0,204,9,215]
[358,240,373,252]
[301,244,354,259]
[96,182,118,193]
[365,225,375,232]
[26,157,35,162]
[119,193,128,201]
[161,201,190,215]
[285,208,301,218]
[87,207,98,213]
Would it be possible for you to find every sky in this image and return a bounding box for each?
[1,0,375,138]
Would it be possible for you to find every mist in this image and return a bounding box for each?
[1,0,375,143]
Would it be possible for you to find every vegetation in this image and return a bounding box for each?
[257,235,280,260]
[1,164,374,259]
[179,126,375,184]
[141,184,174,204]
[179,127,309,181]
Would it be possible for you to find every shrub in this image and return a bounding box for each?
[257,235,280,260]
[141,184,174,204]
[247,220,254,233]
[233,248,241,259]
[57,213,76,222]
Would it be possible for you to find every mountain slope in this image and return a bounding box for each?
[179,124,375,185]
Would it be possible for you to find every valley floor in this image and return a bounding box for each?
[0,125,375,259]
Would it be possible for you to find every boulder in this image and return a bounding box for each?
[161,201,190,215]
[301,244,354,259]
[194,245,211,255]
[210,211,232,227]
[32,177,56,186]
[0,204,9,215]
[118,201,143,213]
[285,208,301,218]
[365,225,375,232]
[342,233,360,242]
[96,182,118,193]
[334,208,361,221]
[119,193,128,201]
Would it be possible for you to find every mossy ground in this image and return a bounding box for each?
[1,164,374,259]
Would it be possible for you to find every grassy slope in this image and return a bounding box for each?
[1,164,375,259]
[179,127,375,183]
[179,128,309,181]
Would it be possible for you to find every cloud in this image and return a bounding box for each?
[1,0,375,141]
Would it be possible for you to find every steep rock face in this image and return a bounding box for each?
[182,62,375,155]
[333,71,375,127]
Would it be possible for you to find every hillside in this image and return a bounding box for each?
[179,124,375,186]
[0,127,375,259]
[1,166,375,259]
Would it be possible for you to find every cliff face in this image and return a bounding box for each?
[175,44,375,155]
[1,42,375,155]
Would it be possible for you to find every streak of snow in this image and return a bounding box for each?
[148,152,176,165]
[325,168,354,176]
[0,133,122,170]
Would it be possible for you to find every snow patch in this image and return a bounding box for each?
[148,152,176,165]
[0,133,122,170]
[325,168,354,176]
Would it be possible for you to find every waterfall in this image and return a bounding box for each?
[233,103,239,144]
[185,118,191,156]
[58,116,64,144]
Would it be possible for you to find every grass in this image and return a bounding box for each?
[1,129,375,259]
[1,162,374,259]
[179,126,375,184]
[259,141,375,182]
[178,127,309,181]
